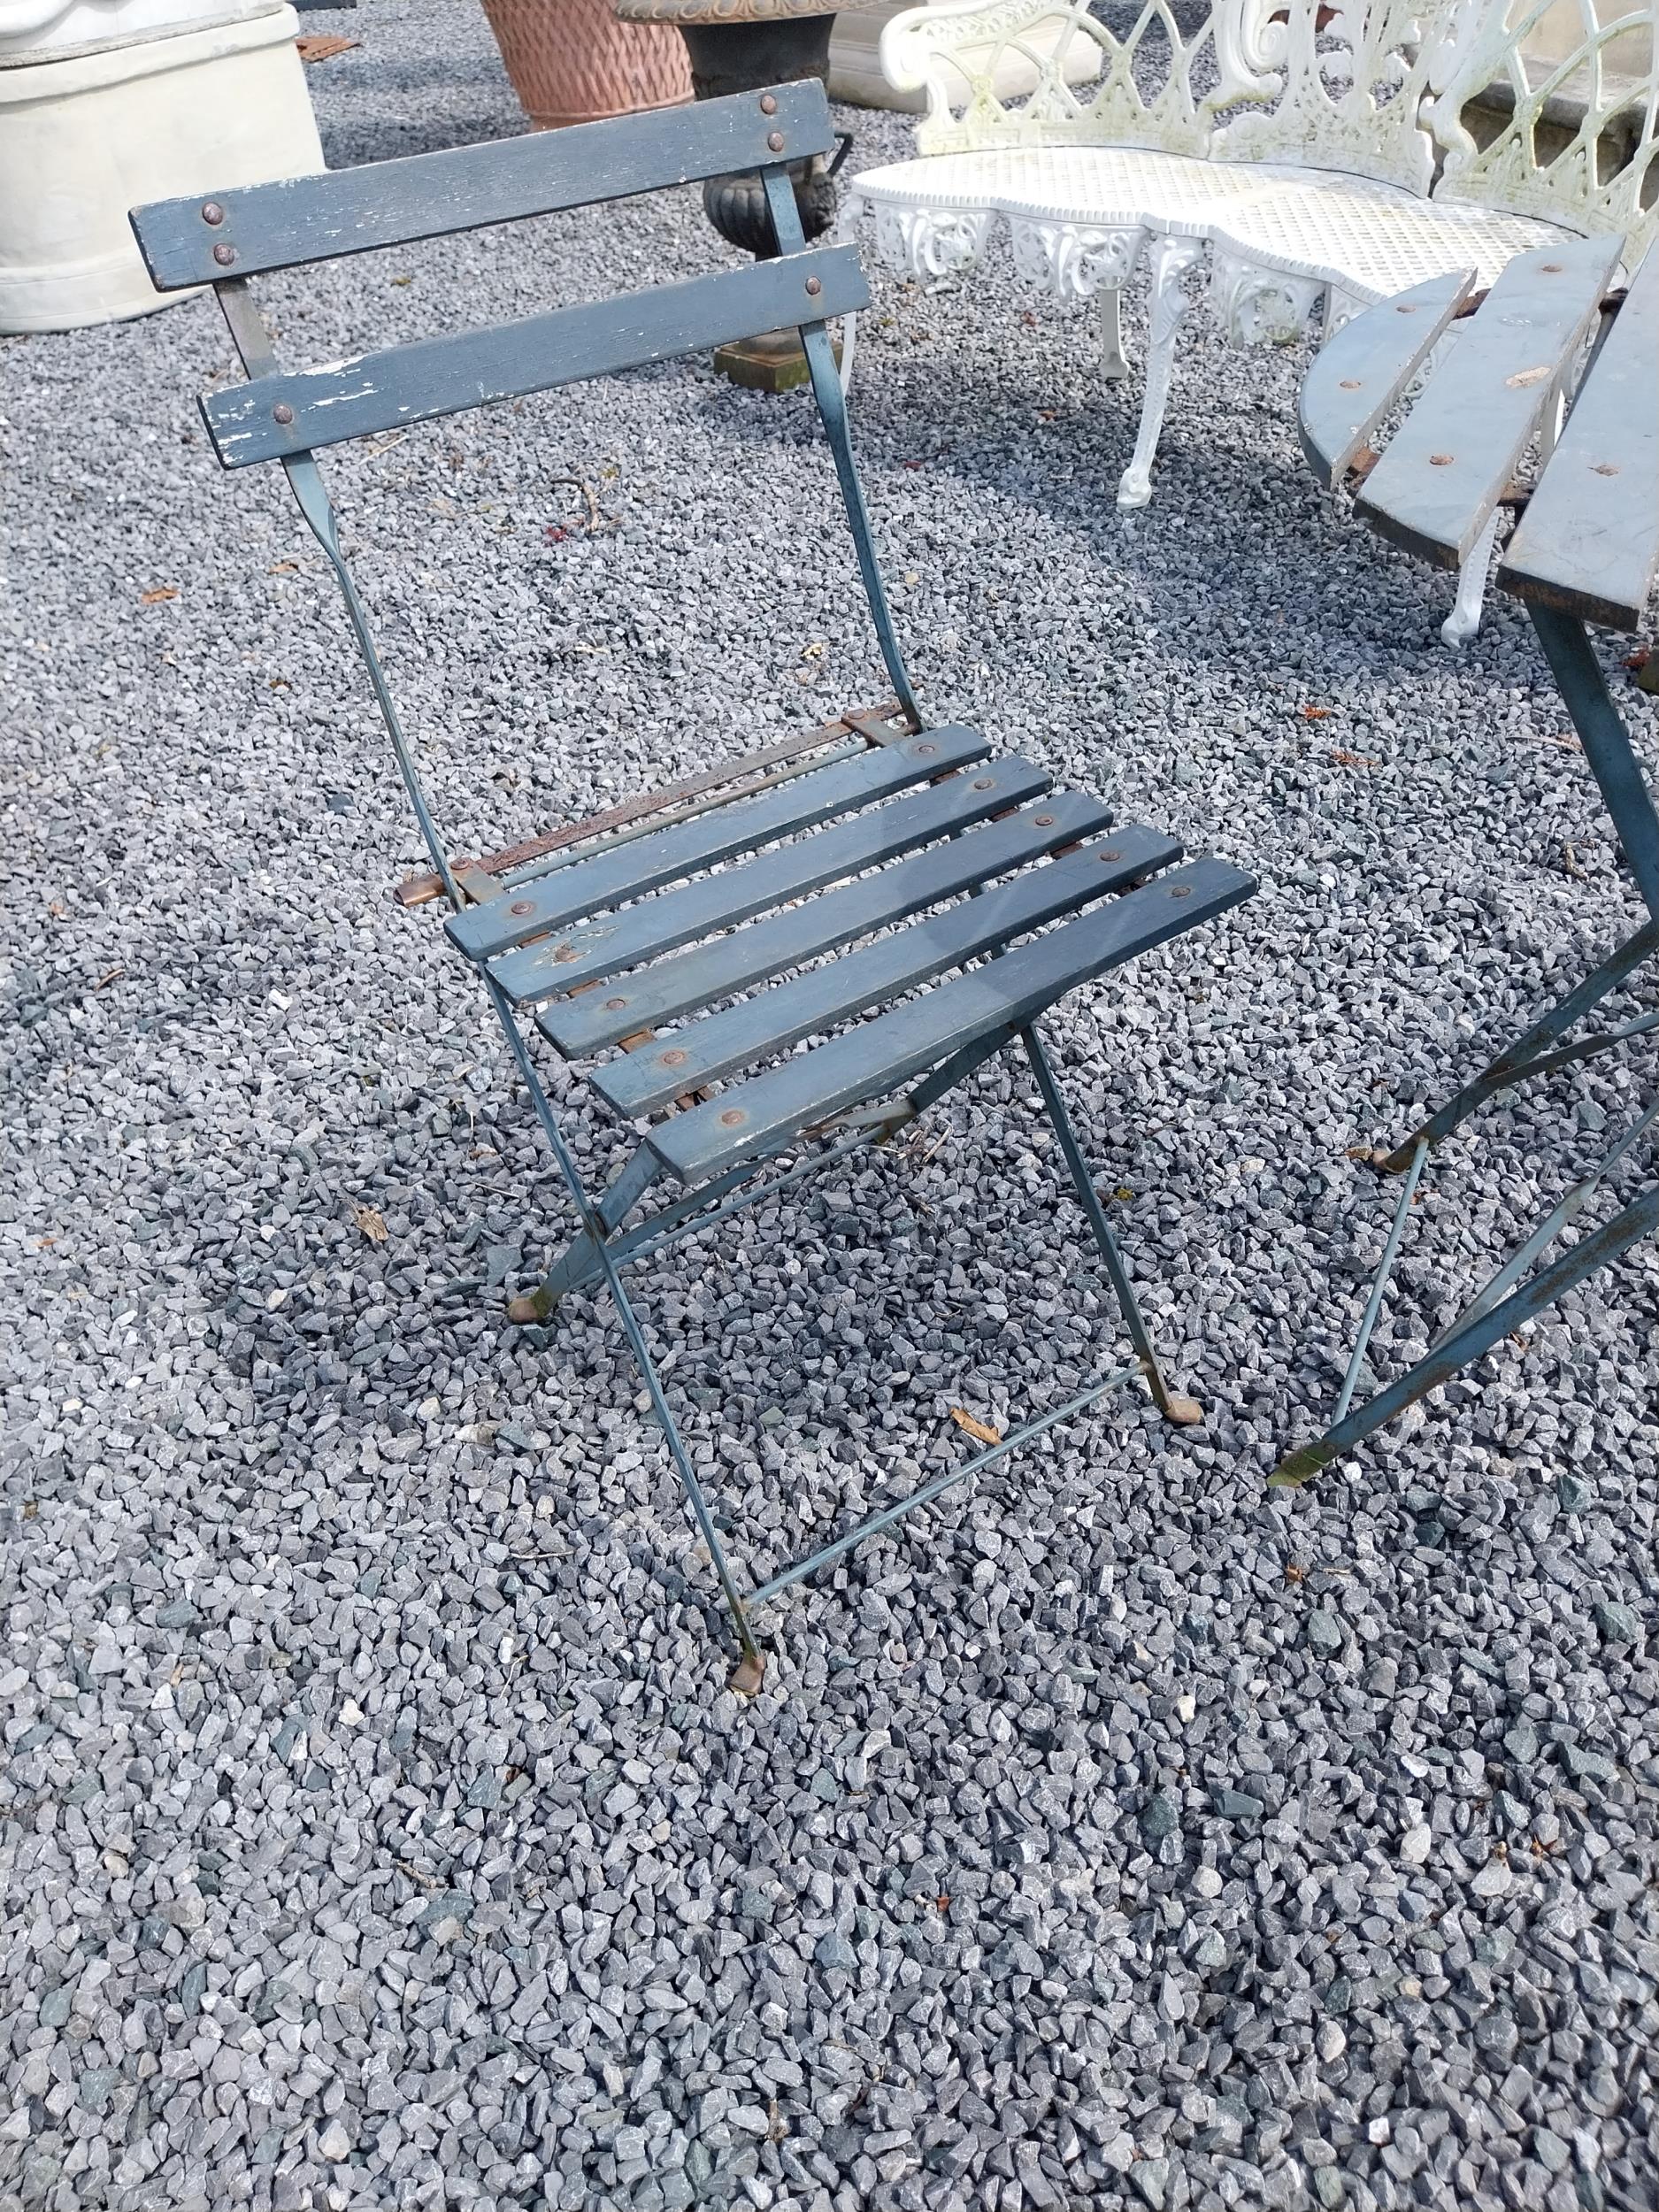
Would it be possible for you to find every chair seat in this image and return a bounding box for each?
[448,717,1255,1187]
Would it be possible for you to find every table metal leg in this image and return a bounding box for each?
[1283,611,1659,1485]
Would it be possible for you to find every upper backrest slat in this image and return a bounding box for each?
[130,77,833,289]
[201,246,870,466]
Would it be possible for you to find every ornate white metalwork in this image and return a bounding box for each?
[872,200,995,281]
[1216,0,1438,193]
[1210,242,1325,345]
[1427,0,1659,265]
[1010,215,1145,299]
[879,0,1275,161]
[848,0,1657,635]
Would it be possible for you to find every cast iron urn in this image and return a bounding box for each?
[611,0,866,389]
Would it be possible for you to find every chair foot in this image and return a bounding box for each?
[729,1648,766,1696]
[1116,469,1154,510]
[506,1285,557,1325]
[1269,1439,1339,1489]
[1157,1390,1204,1426]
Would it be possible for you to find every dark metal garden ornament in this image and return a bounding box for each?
[129,81,1253,1692]
[1280,237,1659,1486]
[611,0,865,389]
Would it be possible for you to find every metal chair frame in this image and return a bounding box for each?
[132,83,1252,1687]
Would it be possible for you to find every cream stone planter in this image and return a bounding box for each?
[0,0,323,333]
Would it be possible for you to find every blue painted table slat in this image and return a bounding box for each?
[1499,243,1659,632]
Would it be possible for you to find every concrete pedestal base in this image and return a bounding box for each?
[0,3,323,333]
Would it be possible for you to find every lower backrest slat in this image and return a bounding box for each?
[202,247,869,467]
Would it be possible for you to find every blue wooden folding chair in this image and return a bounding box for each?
[131,82,1255,1689]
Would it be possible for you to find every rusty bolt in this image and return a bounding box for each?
[1101,849,1121,862]
[604,997,627,1010]
[509,899,535,917]
[659,1048,687,1067]
[804,275,822,297]
[1339,378,1361,390]
[1171,883,1192,898]
[719,1108,747,1127]
[212,243,237,267]
[767,131,786,153]
[1429,452,1454,466]
[272,402,295,425]
[972,776,995,790]
[201,201,226,227]
[759,93,778,115]
[1033,813,1055,827]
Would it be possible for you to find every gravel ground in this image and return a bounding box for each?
[4,7,1659,2209]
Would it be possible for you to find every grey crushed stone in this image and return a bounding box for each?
[4,2,1659,2208]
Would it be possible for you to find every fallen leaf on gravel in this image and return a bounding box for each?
[1301,703,1332,720]
[140,587,179,606]
[351,1204,388,1243]
[1330,749,1374,769]
[949,1407,1002,1447]
[297,34,359,61]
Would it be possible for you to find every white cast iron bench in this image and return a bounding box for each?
[839,0,1659,642]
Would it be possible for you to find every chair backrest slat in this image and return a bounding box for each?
[130,77,833,289]
[200,245,868,466]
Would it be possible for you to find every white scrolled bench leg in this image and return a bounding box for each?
[832,193,865,395]
[1009,215,1142,390]
[1118,234,1203,511]
[1099,287,1130,382]
[1441,372,1567,648]
[1443,510,1502,648]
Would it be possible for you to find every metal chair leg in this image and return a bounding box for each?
[1019,1025,1202,1424]
[485,983,765,1691]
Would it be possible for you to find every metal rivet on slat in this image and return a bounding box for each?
[509,899,535,917]
[1541,262,1563,273]
[1429,453,1453,466]
[1101,849,1121,862]
[273,403,295,426]
[719,1109,747,1126]
[604,997,627,1010]
[201,202,225,227]
[552,946,580,963]
[1033,813,1055,826]
[759,93,777,115]
[1394,303,1417,313]
[972,777,995,790]
[1593,462,1619,476]
[1171,884,1192,898]
[212,244,237,267]
[915,742,936,756]
[1339,378,1361,390]
[659,1048,687,1067]
[767,131,786,152]
[804,276,822,297]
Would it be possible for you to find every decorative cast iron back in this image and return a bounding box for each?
[880,0,1273,159]
[1427,0,1659,257]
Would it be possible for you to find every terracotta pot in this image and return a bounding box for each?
[480,0,690,127]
